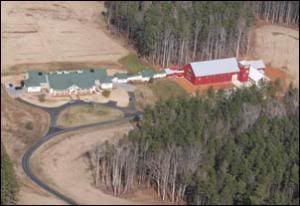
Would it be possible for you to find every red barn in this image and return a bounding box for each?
[183,57,249,85]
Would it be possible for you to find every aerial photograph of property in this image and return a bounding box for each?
[1,1,299,205]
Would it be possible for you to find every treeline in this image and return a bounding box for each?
[1,143,18,205]
[104,1,299,68]
[253,1,299,25]
[91,83,299,205]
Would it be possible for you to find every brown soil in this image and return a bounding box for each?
[249,24,299,87]
[1,1,129,74]
[264,66,291,91]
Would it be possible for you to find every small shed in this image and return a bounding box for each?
[249,67,264,86]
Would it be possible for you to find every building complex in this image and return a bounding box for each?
[22,57,267,96]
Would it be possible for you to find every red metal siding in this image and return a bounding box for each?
[238,67,249,82]
[184,63,239,85]
[183,64,197,84]
[194,72,237,84]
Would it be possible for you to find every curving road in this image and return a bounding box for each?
[20,95,139,205]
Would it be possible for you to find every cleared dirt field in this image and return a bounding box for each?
[264,66,290,90]
[251,24,299,87]
[56,104,124,128]
[31,122,167,205]
[1,1,129,74]
[171,77,234,94]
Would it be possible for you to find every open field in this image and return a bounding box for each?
[31,122,168,205]
[134,79,187,110]
[149,79,187,100]
[56,104,124,128]
[251,24,299,87]
[134,84,157,111]
[170,77,235,94]
[1,1,129,74]
[119,53,153,74]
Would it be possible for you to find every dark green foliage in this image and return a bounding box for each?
[1,143,18,205]
[105,1,298,67]
[98,83,299,204]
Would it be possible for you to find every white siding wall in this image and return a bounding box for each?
[27,86,41,92]
[101,83,113,89]
[153,73,167,79]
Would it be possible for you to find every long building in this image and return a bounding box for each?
[183,57,249,85]
[24,69,112,96]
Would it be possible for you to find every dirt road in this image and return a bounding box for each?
[1,1,129,73]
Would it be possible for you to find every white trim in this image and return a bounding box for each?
[27,86,41,92]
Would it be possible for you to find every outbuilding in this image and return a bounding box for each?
[240,60,266,73]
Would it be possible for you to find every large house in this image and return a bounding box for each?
[183,57,249,85]
[24,69,112,96]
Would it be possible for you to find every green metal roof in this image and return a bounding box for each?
[157,69,166,74]
[114,73,128,79]
[140,69,155,78]
[24,71,47,87]
[25,69,109,91]
[102,76,113,84]
[48,69,108,90]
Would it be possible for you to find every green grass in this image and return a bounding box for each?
[1,143,18,205]
[56,104,124,128]
[119,53,153,74]
[149,79,187,101]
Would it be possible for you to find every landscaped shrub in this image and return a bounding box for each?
[102,90,111,98]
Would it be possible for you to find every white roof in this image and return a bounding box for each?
[190,57,239,77]
[249,67,264,82]
[164,68,184,75]
[240,60,265,70]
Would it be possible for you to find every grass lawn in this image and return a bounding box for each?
[149,79,188,101]
[56,104,124,128]
[119,53,153,74]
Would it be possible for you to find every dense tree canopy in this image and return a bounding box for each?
[93,84,299,205]
[105,1,299,68]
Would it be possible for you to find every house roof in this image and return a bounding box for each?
[157,69,166,74]
[249,67,264,82]
[190,57,240,77]
[24,71,47,87]
[240,60,265,70]
[102,76,113,84]
[48,69,107,90]
[114,73,128,79]
[25,69,108,90]
[140,69,155,78]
